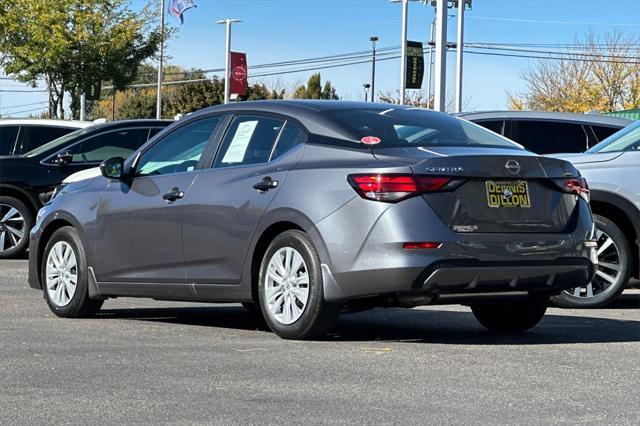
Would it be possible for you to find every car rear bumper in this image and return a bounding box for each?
[322,256,596,303]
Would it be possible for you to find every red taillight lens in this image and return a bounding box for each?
[348,174,463,202]
[403,242,442,250]
[561,177,590,202]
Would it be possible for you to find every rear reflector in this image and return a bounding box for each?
[403,242,442,250]
[348,174,464,202]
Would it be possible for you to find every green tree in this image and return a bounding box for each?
[246,83,286,101]
[293,73,339,100]
[0,0,164,119]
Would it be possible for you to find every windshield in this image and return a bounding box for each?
[587,121,640,153]
[24,127,93,157]
[322,108,524,150]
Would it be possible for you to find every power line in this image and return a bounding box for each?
[0,101,48,111]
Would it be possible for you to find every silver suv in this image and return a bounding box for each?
[552,121,640,307]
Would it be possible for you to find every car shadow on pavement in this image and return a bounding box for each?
[97,305,640,345]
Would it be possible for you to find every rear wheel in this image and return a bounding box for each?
[258,230,340,340]
[0,196,32,259]
[42,226,103,318]
[471,296,548,332]
[551,215,630,308]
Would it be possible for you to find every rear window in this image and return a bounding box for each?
[321,108,522,150]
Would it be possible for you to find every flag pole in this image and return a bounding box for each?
[156,0,165,120]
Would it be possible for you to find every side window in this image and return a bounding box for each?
[474,120,504,136]
[591,125,620,144]
[19,126,75,154]
[148,127,163,139]
[271,122,305,161]
[214,115,284,168]
[136,117,220,177]
[0,125,19,155]
[65,128,151,164]
[509,120,588,154]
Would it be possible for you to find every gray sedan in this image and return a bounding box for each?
[28,101,597,339]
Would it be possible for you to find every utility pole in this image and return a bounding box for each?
[370,36,378,102]
[217,18,242,105]
[156,0,165,120]
[455,0,468,113]
[434,0,448,112]
[399,0,409,104]
[426,18,435,109]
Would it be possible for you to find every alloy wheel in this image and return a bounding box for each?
[45,241,78,307]
[564,227,620,299]
[0,204,26,253]
[265,247,310,325]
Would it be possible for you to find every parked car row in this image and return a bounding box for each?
[1,104,636,340]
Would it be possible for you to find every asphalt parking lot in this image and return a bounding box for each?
[1,259,639,425]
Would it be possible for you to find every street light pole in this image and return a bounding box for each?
[156,0,165,119]
[455,0,466,113]
[434,0,448,112]
[370,36,378,102]
[399,0,409,104]
[426,18,435,109]
[217,18,242,105]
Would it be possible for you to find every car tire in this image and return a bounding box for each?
[471,296,548,332]
[551,214,630,309]
[42,226,103,318]
[0,196,32,259]
[258,230,340,340]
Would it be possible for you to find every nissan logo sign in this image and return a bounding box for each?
[505,160,521,175]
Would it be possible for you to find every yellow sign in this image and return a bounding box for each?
[486,181,531,208]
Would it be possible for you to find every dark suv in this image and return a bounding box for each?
[0,119,171,258]
[0,119,92,156]
[459,111,632,154]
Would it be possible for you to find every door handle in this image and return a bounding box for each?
[252,177,278,192]
[162,187,185,202]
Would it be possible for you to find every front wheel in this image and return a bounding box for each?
[0,196,32,259]
[42,226,103,318]
[258,230,340,340]
[471,296,548,332]
[551,214,630,308]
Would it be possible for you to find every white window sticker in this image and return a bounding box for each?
[222,120,258,163]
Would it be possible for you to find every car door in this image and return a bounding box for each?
[94,116,223,284]
[183,114,306,284]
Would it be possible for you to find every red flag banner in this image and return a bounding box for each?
[229,52,248,97]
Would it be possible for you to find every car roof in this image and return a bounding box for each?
[457,110,633,127]
[0,118,92,128]
[85,119,173,133]
[187,100,435,139]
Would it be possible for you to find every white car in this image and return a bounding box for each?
[552,121,640,307]
[0,119,92,156]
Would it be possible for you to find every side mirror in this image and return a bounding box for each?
[53,152,73,165]
[100,157,125,180]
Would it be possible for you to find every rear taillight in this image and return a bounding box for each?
[556,177,590,202]
[348,174,464,202]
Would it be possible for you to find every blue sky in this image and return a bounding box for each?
[1,0,639,117]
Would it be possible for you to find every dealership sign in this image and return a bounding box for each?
[406,41,424,90]
[230,52,248,97]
